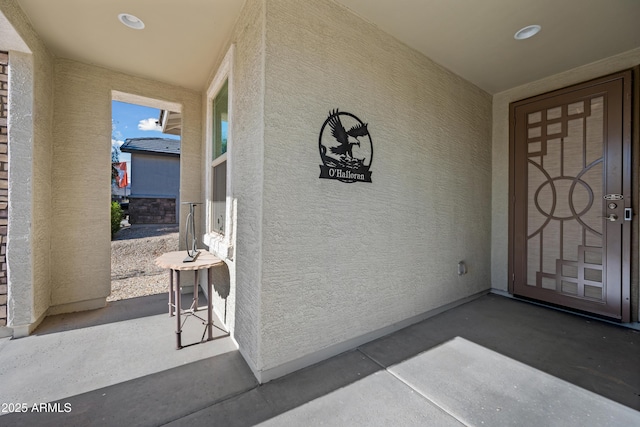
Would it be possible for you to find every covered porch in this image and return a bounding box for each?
[0,293,638,425]
[0,0,639,415]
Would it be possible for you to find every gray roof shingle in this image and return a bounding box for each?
[120,137,181,156]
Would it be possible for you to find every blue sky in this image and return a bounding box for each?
[111,100,180,184]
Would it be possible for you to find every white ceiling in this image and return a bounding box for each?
[339,0,640,93]
[9,0,640,94]
[13,0,244,92]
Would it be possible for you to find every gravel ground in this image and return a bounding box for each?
[109,224,179,302]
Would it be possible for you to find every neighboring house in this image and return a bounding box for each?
[158,109,181,136]
[120,137,180,224]
[1,0,639,386]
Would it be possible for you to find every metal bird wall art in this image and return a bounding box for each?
[318,109,373,183]
[327,109,368,161]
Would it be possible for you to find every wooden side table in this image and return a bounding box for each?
[155,250,224,349]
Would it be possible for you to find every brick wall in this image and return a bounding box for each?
[0,51,8,326]
[128,197,177,224]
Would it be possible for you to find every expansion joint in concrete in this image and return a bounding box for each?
[158,382,259,426]
[355,348,469,426]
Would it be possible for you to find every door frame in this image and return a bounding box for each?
[508,68,635,322]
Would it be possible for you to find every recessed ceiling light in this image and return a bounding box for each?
[118,13,145,30]
[514,24,541,40]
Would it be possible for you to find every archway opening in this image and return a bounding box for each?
[110,91,182,302]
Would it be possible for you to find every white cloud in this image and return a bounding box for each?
[112,139,124,148]
[138,118,161,131]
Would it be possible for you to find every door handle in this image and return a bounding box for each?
[603,214,618,222]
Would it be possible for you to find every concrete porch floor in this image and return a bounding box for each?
[0,293,638,426]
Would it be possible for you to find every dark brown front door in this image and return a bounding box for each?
[509,70,632,322]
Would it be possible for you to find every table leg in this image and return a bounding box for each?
[176,269,182,349]
[194,269,199,310]
[169,270,175,317]
[207,267,213,341]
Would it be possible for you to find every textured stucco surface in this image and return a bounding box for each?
[258,0,492,371]
[204,0,266,372]
[7,51,34,327]
[51,59,201,310]
[1,0,54,332]
[31,40,54,323]
[490,48,640,320]
[0,5,29,53]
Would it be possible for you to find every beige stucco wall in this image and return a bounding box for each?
[257,0,492,375]
[203,0,265,372]
[49,59,201,314]
[0,0,54,335]
[30,46,54,325]
[491,48,640,322]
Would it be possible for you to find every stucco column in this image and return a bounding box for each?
[7,50,35,336]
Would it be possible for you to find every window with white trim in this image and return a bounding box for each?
[204,46,233,259]
[211,80,228,235]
